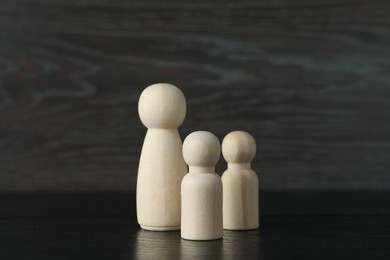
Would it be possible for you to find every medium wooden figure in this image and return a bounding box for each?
[181,131,223,240]
[137,83,187,231]
[221,131,259,230]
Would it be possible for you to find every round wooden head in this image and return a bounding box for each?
[183,131,220,167]
[222,131,256,164]
[138,83,186,129]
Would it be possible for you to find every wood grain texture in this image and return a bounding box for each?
[0,0,390,191]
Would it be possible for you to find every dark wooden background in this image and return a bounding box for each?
[0,0,389,192]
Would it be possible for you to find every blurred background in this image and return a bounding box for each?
[0,0,389,192]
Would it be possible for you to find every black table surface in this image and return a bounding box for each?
[1,191,390,259]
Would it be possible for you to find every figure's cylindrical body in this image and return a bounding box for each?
[137,83,187,231]
[137,129,187,231]
[181,170,223,240]
[222,165,259,230]
[221,131,259,230]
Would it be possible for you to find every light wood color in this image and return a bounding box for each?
[181,131,223,240]
[136,83,187,231]
[221,131,259,230]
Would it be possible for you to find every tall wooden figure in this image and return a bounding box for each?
[181,131,223,240]
[137,83,187,231]
[221,131,259,230]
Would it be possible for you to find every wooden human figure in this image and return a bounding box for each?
[137,83,187,231]
[221,131,259,230]
[181,131,223,240]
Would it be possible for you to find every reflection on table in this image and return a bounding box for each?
[134,228,262,259]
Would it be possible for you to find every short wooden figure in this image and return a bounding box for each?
[221,131,259,230]
[136,83,187,231]
[181,131,223,240]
